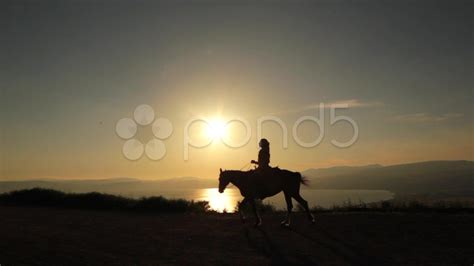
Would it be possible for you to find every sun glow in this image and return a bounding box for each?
[206,118,228,140]
[201,188,237,213]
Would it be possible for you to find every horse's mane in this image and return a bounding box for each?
[223,167,299,176]
[222,169,252,175]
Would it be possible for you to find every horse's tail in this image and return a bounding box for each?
[299,172,310,187]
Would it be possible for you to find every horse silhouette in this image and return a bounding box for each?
[218,168,315,227]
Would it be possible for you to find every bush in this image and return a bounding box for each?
[0,188,66,206]
[134,196,208,213]
[0,188,209,213]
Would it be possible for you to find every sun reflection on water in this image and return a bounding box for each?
[200,188,240,213]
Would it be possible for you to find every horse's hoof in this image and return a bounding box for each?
[254,221,262,227]
[311,218,316,224]
[241,218,246,224]
[280,223,290,229]
[280,221,290,228]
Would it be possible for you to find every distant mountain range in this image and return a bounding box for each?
[302,160,473,195]
[0,161,472,196]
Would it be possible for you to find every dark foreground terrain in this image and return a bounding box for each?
[0,206,472,265]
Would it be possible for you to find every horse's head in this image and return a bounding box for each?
[218,168,231,193]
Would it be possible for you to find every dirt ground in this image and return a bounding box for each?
[0,206,472,265]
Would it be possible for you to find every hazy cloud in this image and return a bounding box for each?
[272,99,384,114]
[317,99,384,109]
[393,113,464,123]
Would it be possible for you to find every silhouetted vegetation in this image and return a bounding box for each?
[309,198,474,213]
[0,188,209,213]
[1,188,473,214]
[237,199,276,213]
[234,198,473,214]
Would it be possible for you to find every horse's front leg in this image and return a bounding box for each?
[250,198,262,227]
[238,198,248,223]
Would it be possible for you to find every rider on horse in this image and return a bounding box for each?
[251,138,271,173]
[219,138,315,226]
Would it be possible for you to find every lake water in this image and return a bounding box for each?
[134,188,394,212]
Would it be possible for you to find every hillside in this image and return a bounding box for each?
[303,160,473,195]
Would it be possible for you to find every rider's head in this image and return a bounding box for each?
[259,138,269,149]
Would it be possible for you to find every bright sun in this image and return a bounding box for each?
[206,118,227,140]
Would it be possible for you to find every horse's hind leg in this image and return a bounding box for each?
[250,199,262,227]
[293,194,316,223]
[281,192,293,227]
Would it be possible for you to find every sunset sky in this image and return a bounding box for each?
[1,0,472,180]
